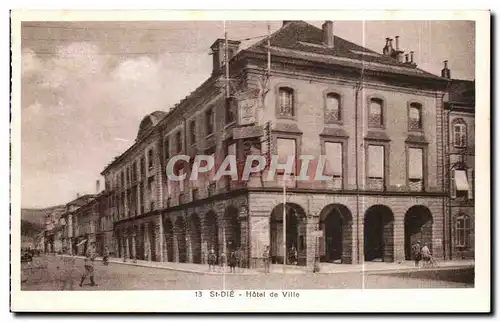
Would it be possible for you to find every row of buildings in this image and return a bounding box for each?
[42,21,475,268]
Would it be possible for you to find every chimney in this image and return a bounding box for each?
[383,37,391,55]
[210,38,241,76]
[410,51,414,64]
[322,21,334,48]
[441,60,451,78]
[395,36,400,51]
[95,180,100,193]
[405,54,409,63]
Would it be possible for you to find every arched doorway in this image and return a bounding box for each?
[364,205,394,262]
[224,206,241,253]
[319,204,353,264]
[404,206,433,260]
[137,224,145,260]
[175,217,187,263]
[269,203,307,265]
[205,211,219,257]
[189,213,202,263]
[163,217,174,262]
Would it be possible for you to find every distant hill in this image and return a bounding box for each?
[21,205,64,227]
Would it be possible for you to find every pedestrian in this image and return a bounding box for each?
[102,246,109,266]
[229,248,240,273]
[219,250,227,273]
[262,245,270,273]
[80,243,97,287]
[208,247,216,272]
[412,241,422,268]
[421,243,433,267]
[289,245,298,265]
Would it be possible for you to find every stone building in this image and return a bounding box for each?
[442,64,475,260]
[101,20,453,268]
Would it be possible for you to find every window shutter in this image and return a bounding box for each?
[368,145,384,178]
[409,148,423,179]
[450,169,456,199]
[325,142,342,176]
[467,168,474,199]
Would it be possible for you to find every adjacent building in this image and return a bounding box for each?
[97,20,468,269]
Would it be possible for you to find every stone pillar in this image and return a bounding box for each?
[249,212,270,269]
[124,235,130,262]
[305,216,319,268]
[132,230,137,263]
[239,207,249,268]
[172,227,179,262]
[158,215,164,262]
[144,223,151,261]
[394,214,405,263]
[186,234,193,263]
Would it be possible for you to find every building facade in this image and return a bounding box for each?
[95,20,463,268]
[442,73,475,260]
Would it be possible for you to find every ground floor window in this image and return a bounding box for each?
[456,215,472,249]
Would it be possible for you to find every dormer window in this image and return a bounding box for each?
[325,92,341,123]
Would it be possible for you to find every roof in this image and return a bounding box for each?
[246,21,444,80]
[67,194,96,207]
[448,79,475,106]
[137,111,168,141]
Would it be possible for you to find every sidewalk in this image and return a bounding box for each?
[56,254,474,276]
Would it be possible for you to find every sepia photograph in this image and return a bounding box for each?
[10,9,490,312]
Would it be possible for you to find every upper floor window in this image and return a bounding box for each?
[132,161,138,182]
[324,142,342,178]
[278,87,294,117]
[140,157,145,179]
[189,120,196,145]
[205,107,215,135]
[456,215,472,248]
[368,145,385,179]
[369,98,384,127]
[120,171,125,188]
[225,97,236,124]
[453,119,467,148]
[451,168,473,199]
[325,93,341,123]
[147,149,154,170]
[175,131,182,153]
[409,103,423,130]
[277,138,296,175]
[408,147,424,191]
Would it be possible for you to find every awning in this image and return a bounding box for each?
[455,170,469,191]
[76,239,87,247]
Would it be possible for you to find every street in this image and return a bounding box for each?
[21,256,474,291]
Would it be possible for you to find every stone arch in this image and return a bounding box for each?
[318,204,354,264]
[269,203,307,265]
[204,210,219,257]
[404,205,433,260]
[224,205,241,253]
[364,205,394,262]
[189,213,202,264]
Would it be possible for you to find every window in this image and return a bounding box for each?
[368,145,384,179]
[325,93,341,123]
[192,188,199,201]
[225,97,236,124]
[121,171,125,188]
[409,103,422,130]
[456,215,472,248]
[205,108,215,135]
[147,149,154,171]
[132,162,137,182]
[324,142,342,177]
[189,120,196,145]
[277,138,296,175]
[163,138,170,161]
[453,120,467,148]
[369,98,384,127]
[175,131,182,153]
[140,157,145,179]
[451,169,473,199]
[278,87,294,117]
[408,148,423,181]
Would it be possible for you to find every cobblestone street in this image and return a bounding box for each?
[20,255,474,291]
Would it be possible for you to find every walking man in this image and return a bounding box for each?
[208,247,216,272]
[263,245,270,274]
[102,246,109,266]
[412,241,422,268]
[80,243,97,287]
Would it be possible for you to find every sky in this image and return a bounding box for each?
[20,20,475,208]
